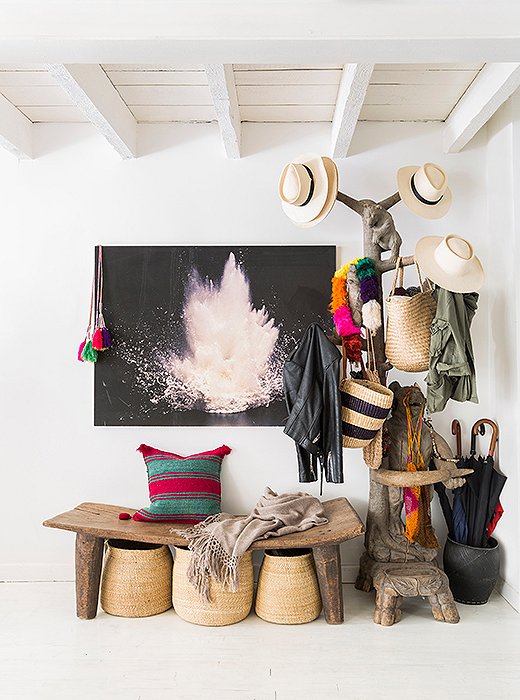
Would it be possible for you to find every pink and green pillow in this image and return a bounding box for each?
[133,443,231,524]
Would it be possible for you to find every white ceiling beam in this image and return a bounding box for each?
[444,63,520,153]
[1,2,520,63]
[331,64,374,159]
[47,64,137,159]
[0,93,32,158]
[205,64,241,159]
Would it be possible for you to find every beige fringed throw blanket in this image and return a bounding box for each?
[177,487,327,599]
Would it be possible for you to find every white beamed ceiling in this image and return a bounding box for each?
[0,63,484,125]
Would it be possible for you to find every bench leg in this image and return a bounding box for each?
[312,544,344,624]
[75,533,104,619]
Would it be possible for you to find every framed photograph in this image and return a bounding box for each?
[94,245,336,426]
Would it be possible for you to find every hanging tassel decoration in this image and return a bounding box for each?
[77,339,87,362]
[330,276,347,314]
[91,245,112,351]
[101,326,112,349]
[81,340,98,363]
[362,298,383,334]
[77,259,97,363]
[355,257,382,335]
[92,327,104,351]
[343,334,363,363]
[334,304,361,337]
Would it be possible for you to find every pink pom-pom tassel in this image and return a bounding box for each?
[92,328,104,351]
[334,305,361,337]
[77,339,86,362]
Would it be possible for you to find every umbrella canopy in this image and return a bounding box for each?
[460,420,506,548]
[452,457,471,545]
[432,419,506,548]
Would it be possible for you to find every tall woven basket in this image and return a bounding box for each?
[172,547,254,626]
[341,378,393,448]
[385,258,436,372]
[100,539,173,618]
[255,549,322,624]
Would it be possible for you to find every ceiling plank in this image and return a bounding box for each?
[444,63,520,153]
[205,64,241,159]
[47,64,137,158]
[331,64,374,158]
[0,92,32,158]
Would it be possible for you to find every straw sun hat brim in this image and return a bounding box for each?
[296,157,338,228]
[397,165,452,220]
[281,153,334,224]
[415,235,485,293]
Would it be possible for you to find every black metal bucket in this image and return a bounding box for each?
[443,537,500,605]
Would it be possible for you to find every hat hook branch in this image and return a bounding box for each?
[451,419,462,459]
[470,419,499,457]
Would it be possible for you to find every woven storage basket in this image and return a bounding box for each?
[385,258,437,372]
[172,547,253,626]
[341,378,393,448]
[100,539,173,618]
[255,549,322,624]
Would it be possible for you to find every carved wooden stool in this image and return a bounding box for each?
[357,555,459,626]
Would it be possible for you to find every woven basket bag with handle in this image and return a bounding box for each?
[340,334,394,449]
[385,257,437,373]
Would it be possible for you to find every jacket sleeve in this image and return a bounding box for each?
[322,356,344,483]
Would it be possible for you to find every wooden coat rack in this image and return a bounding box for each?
[334,188,463,626]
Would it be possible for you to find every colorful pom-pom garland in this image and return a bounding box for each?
[331,257,382,336]
[78,245,112,363]
[330,256,383,365]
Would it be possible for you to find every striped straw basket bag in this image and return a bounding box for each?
[340,336,394,449]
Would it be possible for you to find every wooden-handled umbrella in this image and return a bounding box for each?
[459,420,506,548]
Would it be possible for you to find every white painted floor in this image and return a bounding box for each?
[0,582,519,700]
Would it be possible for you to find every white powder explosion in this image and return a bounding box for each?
[163,253,283,413]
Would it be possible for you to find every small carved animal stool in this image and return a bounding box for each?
[362,558,459,626]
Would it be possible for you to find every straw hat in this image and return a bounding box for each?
[414,234,484,293]
[397,163,452,219]
[279,153,338,227]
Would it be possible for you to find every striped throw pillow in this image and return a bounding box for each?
[133,443,231,524]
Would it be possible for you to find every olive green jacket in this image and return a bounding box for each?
[426,286,479,414]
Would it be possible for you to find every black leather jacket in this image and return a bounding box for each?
[283,323,344,484]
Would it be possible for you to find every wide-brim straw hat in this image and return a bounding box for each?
[415,234,484,293]
[279,153,338,227]
[397,162,452,219]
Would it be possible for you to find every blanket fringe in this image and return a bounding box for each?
[173,516,239,601]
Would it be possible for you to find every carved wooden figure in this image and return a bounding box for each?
[335,187,466,625]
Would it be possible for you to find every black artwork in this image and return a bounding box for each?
[94,245,335,426]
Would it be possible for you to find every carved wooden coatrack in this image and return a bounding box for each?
[334,187,463,625]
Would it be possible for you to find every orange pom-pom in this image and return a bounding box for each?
[330,276,347,313]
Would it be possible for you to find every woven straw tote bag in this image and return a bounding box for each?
[255,549,322,624]
[100,540,173,618]
[385,257,436,372]
[340,336,394,449]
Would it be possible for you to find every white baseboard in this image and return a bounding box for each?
[0,564,74,582]
[1,563,360,584]
[497,576,520,612]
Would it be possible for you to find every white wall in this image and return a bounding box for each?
[486,93,520,611]
[0,120,492,585]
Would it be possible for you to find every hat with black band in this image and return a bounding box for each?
[397,162,452,220]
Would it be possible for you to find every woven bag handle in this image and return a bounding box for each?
[414,258,432,292]
[389,256,403,297]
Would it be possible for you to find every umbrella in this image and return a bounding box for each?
[432,419,463,540]
[459,420,506,548]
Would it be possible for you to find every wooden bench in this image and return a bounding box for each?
[43,497,364,625]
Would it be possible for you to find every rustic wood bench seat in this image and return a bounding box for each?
[43,498,364,625]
